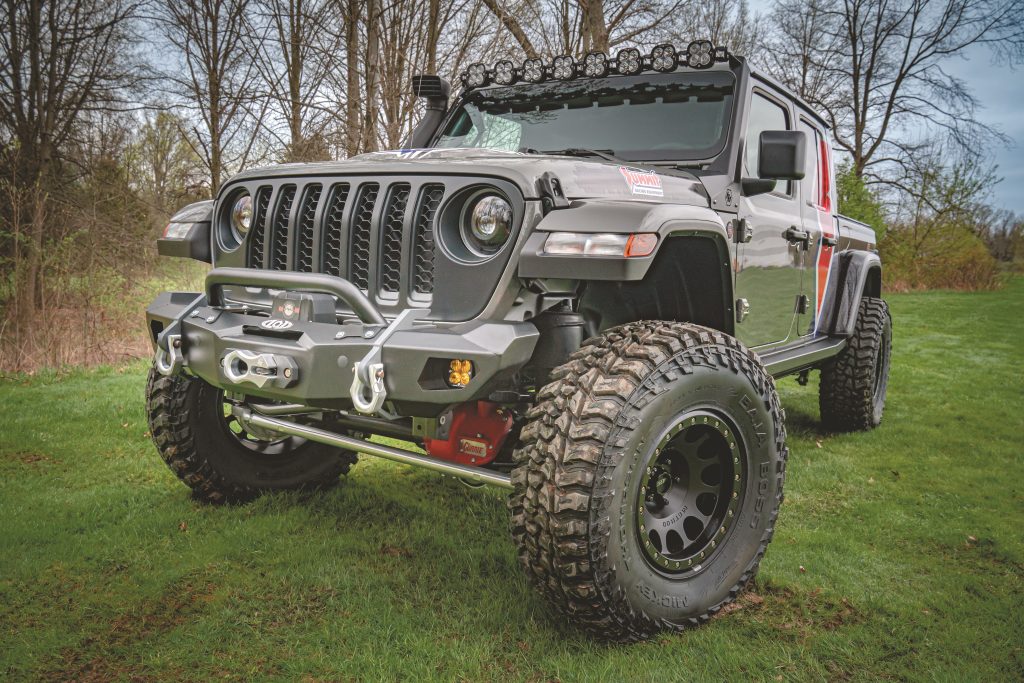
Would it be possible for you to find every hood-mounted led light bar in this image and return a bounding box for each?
[460,41,730,89]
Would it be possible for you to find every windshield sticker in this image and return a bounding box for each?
[619,167,664,197]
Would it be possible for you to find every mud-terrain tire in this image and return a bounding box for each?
[819,297,892,431]
[509,322,787,642]
[146,367,356,503]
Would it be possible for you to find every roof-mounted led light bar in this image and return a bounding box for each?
[460,41,730,89]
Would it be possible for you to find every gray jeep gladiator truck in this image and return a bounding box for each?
[147,41,891,641]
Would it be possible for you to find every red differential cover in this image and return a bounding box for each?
[422,401,514,466]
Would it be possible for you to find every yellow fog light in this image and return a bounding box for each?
[446,360,474,387]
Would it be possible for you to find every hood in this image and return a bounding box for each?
[227,148,711,208]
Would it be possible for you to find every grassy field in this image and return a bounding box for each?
[1,281,1022,682]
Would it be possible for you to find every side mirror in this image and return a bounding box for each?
[758,130,806,180]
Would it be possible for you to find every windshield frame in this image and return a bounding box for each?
[430,68,739,164]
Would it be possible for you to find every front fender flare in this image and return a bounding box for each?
[517,199,730,281]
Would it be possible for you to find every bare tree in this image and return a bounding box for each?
[483,0,688,59]
[0,0,142,325]
[687,0,761,55]
[0,0,143,183]
[765,0,1024,182]
[761,0,845,107]
[125,111,206,217]
[247,0,343,160]
[157,0,264,191]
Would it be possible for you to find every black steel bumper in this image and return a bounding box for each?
[146,268,538,416]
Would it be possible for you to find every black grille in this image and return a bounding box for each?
[248,186,271,268]
[294,184,322,273]
[244,179,447,304]
[321,183,350,277]
[269,185,296,271]
[349,184,379,290]
[412,185,444,295]
[379,184,410,294]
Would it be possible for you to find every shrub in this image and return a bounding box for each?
[881,223,999,292]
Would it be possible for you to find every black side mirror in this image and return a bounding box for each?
[758,130,806,180]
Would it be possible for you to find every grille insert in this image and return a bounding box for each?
[379,184,411,294]
[269,185,296,271]
[294,184,322,273]
[248,186,271,267]
[243,179,450,306]
[412,184,444,295]
[349,184,379,290]
[321,183,350,277]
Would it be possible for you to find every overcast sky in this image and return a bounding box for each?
[744,1,1023,215]
[945,48,1024,214]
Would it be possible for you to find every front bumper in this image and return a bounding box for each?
[147,269,538,416]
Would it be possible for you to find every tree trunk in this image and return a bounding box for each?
[344,0,362,156]
[363,0,381,153]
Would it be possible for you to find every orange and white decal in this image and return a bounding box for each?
[813,135,837,334]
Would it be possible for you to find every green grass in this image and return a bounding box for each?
[2,281,1023,682]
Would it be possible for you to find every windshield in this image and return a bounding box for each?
[433,71,736,162]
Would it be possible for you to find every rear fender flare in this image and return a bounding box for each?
[818,249,882,337]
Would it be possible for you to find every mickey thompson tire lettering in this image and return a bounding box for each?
[509,321,788,642]
[145,366,356,503]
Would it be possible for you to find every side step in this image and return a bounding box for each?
[236,407,513,489]
[760,337,847,378]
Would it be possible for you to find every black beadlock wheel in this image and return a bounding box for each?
[146,366,357,503]
[509,322,788,642]
[819,296,892,431]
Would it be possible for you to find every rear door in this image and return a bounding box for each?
[796,119,839,337]
[734,90,803,348]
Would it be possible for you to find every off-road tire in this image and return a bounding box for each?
[819,297,892,431]
[509,322,787,642]
[146,367,356,503]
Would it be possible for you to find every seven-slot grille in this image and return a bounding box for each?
[245,180,446,302]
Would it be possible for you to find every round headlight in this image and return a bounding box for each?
[463,194,513,256]
[231,193,253,238]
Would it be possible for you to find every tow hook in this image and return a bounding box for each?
[350,362,387,414]
[154,334,185,376]
[348,309,429,416]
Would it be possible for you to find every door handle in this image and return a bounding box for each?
[822,235,839,247]
[784,226,811,248]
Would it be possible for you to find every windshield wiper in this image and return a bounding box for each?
[534,148,628,165]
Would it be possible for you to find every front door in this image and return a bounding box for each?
[734,90,803,348]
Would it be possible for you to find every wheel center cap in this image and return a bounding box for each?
[654,470,672,495]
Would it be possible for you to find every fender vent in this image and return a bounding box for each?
[294,184,322,272]
[349,183,379,290]
[412,184,444,295]
[247,186,271,268]
[269,185,296,271]
[379,183,411,294]
[321,183,350,277]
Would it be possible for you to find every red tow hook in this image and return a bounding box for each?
[422,401,514,466]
